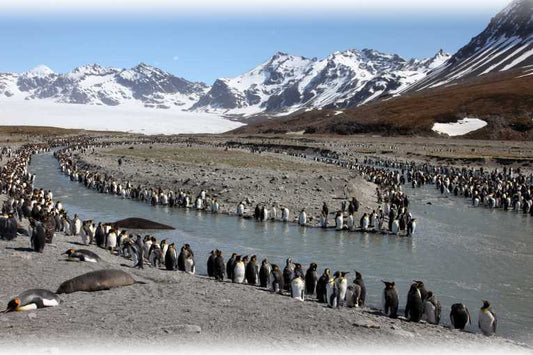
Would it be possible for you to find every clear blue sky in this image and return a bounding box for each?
[0,3,509,84]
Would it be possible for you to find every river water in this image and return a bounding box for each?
[30,152,533,344]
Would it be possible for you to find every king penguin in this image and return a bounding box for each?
[4,289,60,312]
[305,262,318,296]
[450,303,471,330]
[478,300,497,336]
[382,281,399,318]
[405,282,424,322]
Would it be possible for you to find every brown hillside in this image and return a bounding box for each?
[230,68,533,140]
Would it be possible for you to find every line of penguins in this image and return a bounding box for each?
[202,252,496,336]
[54,144,418,236]
[240,138,533,220]
[58,241,497,338]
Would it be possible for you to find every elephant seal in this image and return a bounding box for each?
[56,269,144,294]
[111,218,174,230]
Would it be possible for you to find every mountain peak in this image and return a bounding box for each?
[27,65,55,76]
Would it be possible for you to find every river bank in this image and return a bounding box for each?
[0,221,528,352]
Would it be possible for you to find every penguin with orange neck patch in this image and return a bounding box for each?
[63,248,101,263]
[478,300,497,336]
[4,289,60,312]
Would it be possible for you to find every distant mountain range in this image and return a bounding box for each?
[0,63,209,109]
[0,0,532,126]
[191,49,450,116]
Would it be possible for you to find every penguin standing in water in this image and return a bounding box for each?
[316,269,331,303]
[245,255,259,285]
[291,274,305,301]
[165,243,177,271]
[354,271,366,307]
[478,301,497,336]
[259,258,271,288]
[283,258,294,292]
[381,281,399,318]
[305,263,318,296]
[226,253,237,281]
[298,209,307,226]
[423,291,441,325]
[207,250,216,277]
[450,303,471,330]
[405,282,424,322]
[281,207,289,222]
[407,218,416,237]
[213,250,225,281]
[335,211,344,231]
[270,264,284,294]
[232,255,245,283]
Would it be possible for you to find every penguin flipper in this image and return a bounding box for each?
[492,312,497,333]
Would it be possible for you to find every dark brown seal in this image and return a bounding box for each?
[111,217,175,230]
[56,269,138,294]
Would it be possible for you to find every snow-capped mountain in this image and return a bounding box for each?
[0,63,209,109]
[408,0,533,92]
[191,49,450,116]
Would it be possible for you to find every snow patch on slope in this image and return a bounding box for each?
[432,118,488,136]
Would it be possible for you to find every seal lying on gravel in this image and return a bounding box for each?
[56,269,145,294]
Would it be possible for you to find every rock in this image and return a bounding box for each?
[27,313,37,320]
[162,325,201,334]
[353,320,380,329]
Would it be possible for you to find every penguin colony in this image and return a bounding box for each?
[0,142,506,338]
[52,138,533,243]
[0,144,145,314]
[54,144,418,237]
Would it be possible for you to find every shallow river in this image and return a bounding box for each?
[30,152,533,344]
